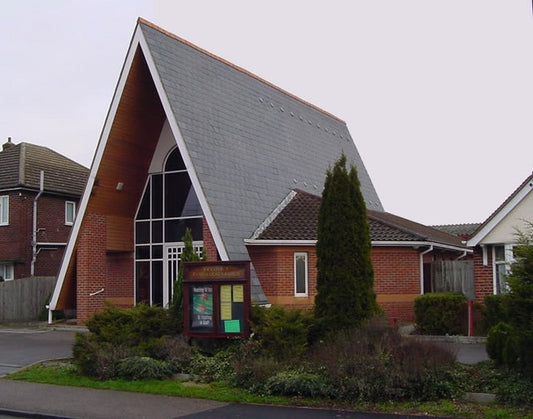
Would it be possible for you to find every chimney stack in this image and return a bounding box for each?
[2,137,15,151]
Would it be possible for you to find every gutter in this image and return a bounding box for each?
[245,238,472,254]
[30,171,44,276]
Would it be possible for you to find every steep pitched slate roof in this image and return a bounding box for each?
[255,189,466,249]
[139,19,383,262]
[0,140,88,196]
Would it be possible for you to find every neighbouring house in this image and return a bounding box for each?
[0,138,89,281]
[467,172,533,300]
[48,19,468,323]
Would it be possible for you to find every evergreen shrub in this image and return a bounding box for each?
[116,356,172,380]
[250,305,312,360]
[265,370,332,398]
[414,292,467,335]
[483,294,510,332]
[73,304,178,379]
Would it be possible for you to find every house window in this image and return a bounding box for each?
[65,201,76,225]
[0,264,14,281]
[494,244,513,294]
[0,195,8,225]
[294,252,308,296]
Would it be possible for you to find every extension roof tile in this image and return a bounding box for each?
[256,189,466,249]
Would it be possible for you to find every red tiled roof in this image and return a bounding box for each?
[256,189,466,249]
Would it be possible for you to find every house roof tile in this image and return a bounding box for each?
[0,141,89,196]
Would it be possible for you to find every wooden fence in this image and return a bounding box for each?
[0,276,56,322]
[432,260,475,300]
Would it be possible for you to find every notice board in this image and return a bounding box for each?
[183,261,250,338]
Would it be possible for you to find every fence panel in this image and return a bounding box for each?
[0,277,56,322]
[432,260,474,300]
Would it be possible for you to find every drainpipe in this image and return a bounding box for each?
[419,245,433,294]
[31,171,44,276]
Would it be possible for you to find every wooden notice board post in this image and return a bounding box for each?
[183,261,250,338]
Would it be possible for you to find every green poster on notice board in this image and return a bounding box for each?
[224,319,240,333]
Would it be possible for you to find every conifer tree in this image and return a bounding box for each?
[170,228,201,332]
[314,154,377,336]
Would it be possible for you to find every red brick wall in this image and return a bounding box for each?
[0,191,78,279]
[248,244,421,321]
[473,245,494,300]
[247,245,317,310]
[372,247,420,295]
[202,218,219,261]
[76,213,107,322]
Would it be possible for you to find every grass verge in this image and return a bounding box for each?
[6,361,533,418]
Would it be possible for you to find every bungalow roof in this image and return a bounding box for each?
[251,189,467,251]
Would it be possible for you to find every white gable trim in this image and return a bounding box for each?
[467,179,533,247]
[48,26,142,313]
[137,28,228,261]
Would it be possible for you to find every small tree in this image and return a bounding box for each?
[486,221,533,377]
[314,154,377,337]
[169,228,202,333]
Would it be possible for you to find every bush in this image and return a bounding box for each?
[308,319,458,402]
[250,305,312,361]
[230,340,284,393]
[414,293,467,335]
[486,322,518,366]
[152,335,192,373]
[73,304,179,379]
[483,294,510,331]
[265,370,332,398]
[72,333,136,379]
[85,304,175,351]
[116,356,172,380]
[188,346,239,383]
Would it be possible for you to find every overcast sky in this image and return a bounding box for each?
[2,1,532,226]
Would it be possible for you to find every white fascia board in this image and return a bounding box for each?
[49,25,142,311]
[137,30,229,261]
[244,239,471,253]
[468,181,533,247]
[372,241,472,253]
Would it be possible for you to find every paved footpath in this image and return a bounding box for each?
[0,380,418,419]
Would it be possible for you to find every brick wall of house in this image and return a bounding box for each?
[0,192,31,278]
[0,191,77,279]
[473,245,494,300]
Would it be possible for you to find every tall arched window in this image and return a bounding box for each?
[134,147,203,307]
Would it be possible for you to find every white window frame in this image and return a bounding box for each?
[65,201,76,225]
[493,244,514,294]
[0,195,8,226]
[0,263,14,281]
[294,252,308,297]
